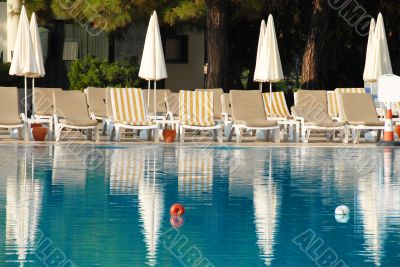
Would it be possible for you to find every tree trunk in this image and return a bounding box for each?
[205,0,229,90]
[301,0,331,89]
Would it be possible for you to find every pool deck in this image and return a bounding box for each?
[0,132,386,148]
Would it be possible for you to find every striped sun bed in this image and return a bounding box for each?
[110,88,151,125]
[178,90,223,142]
[333,88,365,118]
[109,149,146,195]
[262,92,291,118]
[327,91,339,118]
[109,88,158,142]
[179,90,216,126]
[178,149,213,197]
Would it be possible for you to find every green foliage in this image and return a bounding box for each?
[68,56,140,90]
[0,63,24,88]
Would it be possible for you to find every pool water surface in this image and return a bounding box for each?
[0,144,399,267]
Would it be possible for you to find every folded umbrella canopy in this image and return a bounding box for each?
[254,20,267,91]
[363,18,375,84]
[9,5,39,140]
[139,11,168,117]
[254,15,284,108]
[30,12,46,91]
[364,13,392,82]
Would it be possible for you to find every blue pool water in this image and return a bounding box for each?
[0,144,399,267]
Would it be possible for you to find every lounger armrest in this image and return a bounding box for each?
[221,112,230,124]
[20,113,27,122]
[53,114,60,123]
[294,116,305,125]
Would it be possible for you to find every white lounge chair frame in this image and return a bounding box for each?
[53,114,99,142]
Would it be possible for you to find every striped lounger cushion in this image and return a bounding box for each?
[262,92,291,117]
[179,90,215,126]
[327,91,339,118]
[110,88,153,125]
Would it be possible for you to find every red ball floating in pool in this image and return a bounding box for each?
[170,203,185,216]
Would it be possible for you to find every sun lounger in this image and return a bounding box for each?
[327,91,339,119]
[84,87,107,135]
[195,88,224,120]
[291,89,347,143]
[262,91,292,119]
[228,90,280,143]
[340,93,384,143]
[165,92,179,120]
[53,90,99,142]
[31,87,62,139]
[143,89,171,120]
[221,93,232,125]
[179,90,223,143]
[0,87,25,140]
[32,87,62,119]
[84,87,107,120]
[335,88,365,119]
[108,88,159,142]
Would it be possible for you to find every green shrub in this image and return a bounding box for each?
[0,62,24,88]
[68,55,140,90]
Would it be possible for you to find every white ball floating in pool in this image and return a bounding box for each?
[335,205,350,215]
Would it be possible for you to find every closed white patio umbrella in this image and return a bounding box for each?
[139,11,168,117]
[30,12,46,90]
[254,20,267,91]
[9,5,38,140]
[365,13,392,82]
[363,19,375,89]
[262,15,284,108]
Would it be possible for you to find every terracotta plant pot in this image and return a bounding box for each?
[395,125,400,138]
[32,127,48,142]
[31,123,42,128]
[162,129,176,143]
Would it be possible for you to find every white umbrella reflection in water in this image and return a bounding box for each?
[138,150,164,266]
[253,152,279,266]
[6,151,43,266]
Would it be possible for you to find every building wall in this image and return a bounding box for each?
[115,25,205,91]
[166,29,205,91]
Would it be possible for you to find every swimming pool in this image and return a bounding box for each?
[0,144,399,266]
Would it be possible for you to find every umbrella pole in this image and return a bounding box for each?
[147,80,151,117]
[259,82,262,92]
[269,82,272,116]
[154,81,156,119]
[24,76,28,141]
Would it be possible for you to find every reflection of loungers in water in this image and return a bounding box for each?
[108,149,147,195]
[228,149,262,199]
[178,149,213,198]
[138,154,164,267]
[52,146,87,188]
[6,154,43,264]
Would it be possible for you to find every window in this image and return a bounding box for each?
[164,35,188,63]
[62,40,79,61]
